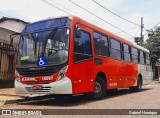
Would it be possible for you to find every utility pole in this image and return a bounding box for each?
[140,17,144,45]
[134,17,144,45]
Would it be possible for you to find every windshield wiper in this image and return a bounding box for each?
[41,28,58,57]
[47,27,58,39]
[29,32,38,61]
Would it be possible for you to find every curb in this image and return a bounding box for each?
[0,98,25,106]
[2,98,26,105]
[0,95,54,105]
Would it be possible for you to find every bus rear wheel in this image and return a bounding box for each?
[129,76,142,92]
[86,77,106,100]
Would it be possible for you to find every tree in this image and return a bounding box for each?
[143,26,160,66]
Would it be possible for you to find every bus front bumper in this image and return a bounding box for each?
[15,77,72,95]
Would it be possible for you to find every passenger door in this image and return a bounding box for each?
[73,24,94,93]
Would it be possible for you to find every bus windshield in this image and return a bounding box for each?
[18,28,70,68]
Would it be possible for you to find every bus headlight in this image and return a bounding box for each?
[15,71,20,82]
[57,66,68,81]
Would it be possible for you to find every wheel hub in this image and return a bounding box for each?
[94,82,102,94]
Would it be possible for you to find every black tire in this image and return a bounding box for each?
[54,94,72,100]
[129,76,142,92]
[107,89,118,94]
[86,77,106,100]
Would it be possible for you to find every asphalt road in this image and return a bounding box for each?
[0,81,160,117]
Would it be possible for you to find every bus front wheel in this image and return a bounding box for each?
[86,77,106,100]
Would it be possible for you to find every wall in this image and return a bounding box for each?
[0,19,27,88]
[0,20,25,33]
[0,19,27,46]
[0,28,20,46]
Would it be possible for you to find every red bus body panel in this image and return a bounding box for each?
[66,16,138,94]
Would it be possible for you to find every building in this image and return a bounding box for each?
[0,17,29,88]
[0,17,29,45]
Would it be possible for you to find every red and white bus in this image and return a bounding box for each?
[15,16,153,99]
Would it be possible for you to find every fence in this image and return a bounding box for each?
[0,42,17,81]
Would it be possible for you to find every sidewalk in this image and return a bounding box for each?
[0,88,52,105]
[0,88,33,105]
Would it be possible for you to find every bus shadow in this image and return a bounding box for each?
[106,88,151,97]
[17,88,152,107]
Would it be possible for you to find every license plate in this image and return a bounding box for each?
[32,85,42,90]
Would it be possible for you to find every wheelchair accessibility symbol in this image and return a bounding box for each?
[38,57,46,66]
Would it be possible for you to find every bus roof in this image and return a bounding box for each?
[133,43,150,53]
[71,16,149,53]
[71,16,133,45]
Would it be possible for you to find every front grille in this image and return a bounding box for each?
[23,80,52,84]
[21,69,57,77]
[25,86,52,93]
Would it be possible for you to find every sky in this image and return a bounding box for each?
[0,0,160,42]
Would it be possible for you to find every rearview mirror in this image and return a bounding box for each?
[75,25,81,38]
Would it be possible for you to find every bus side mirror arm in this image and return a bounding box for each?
[10,33,21,45]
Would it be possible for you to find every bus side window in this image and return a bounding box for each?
[139,50,145,64]
[110,38,122,60]
[123,43,131,62]
[93,31,109,57]
[74,30,92,62]
[145,53,151,65]
[131,47,138,63]
[144,52,146,64]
